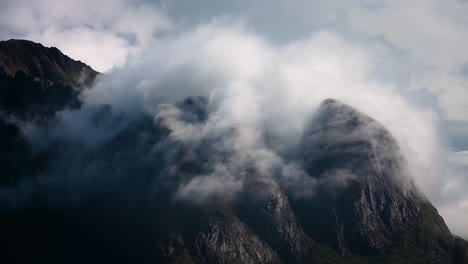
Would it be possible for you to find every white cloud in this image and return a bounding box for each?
[347,0,468,122]
[348,0,468,67]
[439,80,468,121]
[0,0,172,72]
[31,26,132,71]
[82,23,445,214]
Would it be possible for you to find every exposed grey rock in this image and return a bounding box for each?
[296,98,453,255]
[240,169,313,261]
[195,211,279,264]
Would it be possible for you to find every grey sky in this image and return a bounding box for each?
[1,0,467,238]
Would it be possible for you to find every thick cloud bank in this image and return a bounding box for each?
[79,23,442,200]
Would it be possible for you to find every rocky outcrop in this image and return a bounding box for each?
[0,39,98,120]
[295,98,453,257]
[0,68,82,119]
[195,211,279,264]
[240,171,313,261]
[0,39,98,87]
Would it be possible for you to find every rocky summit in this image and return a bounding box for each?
[0,40,467,264]
[0,39,99,119]
[297,98,455,259]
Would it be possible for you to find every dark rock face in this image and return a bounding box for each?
[0,39,97,86]
[195,211,280,264]
[240,172,313,261]
[0,116,31,184]
[0,39,98,119]
[295,98,453,256]
[0,68,82,119]
[0,39,99,187]
[453,237,468,264]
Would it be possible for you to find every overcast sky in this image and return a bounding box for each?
[1,0,467,238]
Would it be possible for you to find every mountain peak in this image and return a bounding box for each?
[0,39,98,87]
[295,98,453,256]
[321,97,339,105]
[302,98,397,179]
[0,39,100,119]
[315,98,375,128]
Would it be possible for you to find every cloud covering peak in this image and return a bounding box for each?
[1,0,467,239]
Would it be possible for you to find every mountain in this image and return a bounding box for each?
[295,99,456,261]
[0,39,97,86]
[0,40,467,264]
[0,39,98,119]
[0,39,99,184]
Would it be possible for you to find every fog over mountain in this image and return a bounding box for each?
[1,0,468,263]
[1,37,467,263]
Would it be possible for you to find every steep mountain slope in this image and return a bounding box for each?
[0,40,466,264]
[0,39,97,87]
[294,98,455,261]
[0,39,99,185]
[0,39,98,119]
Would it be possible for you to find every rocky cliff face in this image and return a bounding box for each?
[0,39,97,87]
[295,98,454,258]
[239,171,314,261]
[195,211,280,264]
[0,40,467,264]
[0,39,99,186]
[0,39,98,119]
